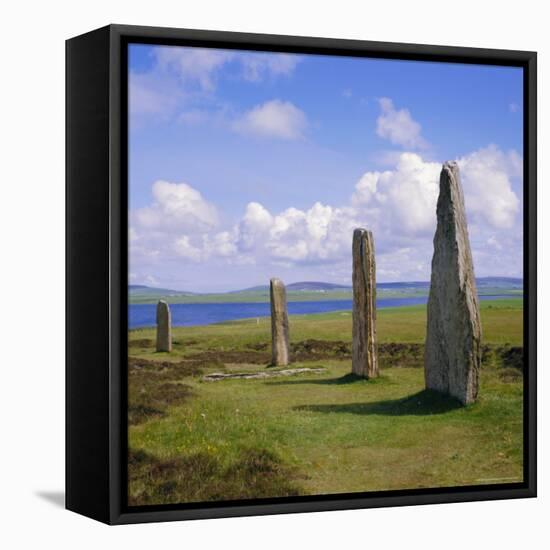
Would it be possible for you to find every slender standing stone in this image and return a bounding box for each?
[425,161,482,404]
[270,278,289,366]
[352,228,378,378]
[156,300,172,352]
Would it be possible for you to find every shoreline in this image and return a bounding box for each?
[128,296,523,331]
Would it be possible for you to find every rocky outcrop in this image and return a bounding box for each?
[425,162,482,404]
[352,228,378,378]
[270,278,290,366]
[156,300,172,353]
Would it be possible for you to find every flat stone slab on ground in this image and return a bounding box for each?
[202,367,326,382]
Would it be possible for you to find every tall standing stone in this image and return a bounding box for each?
[270,278,289,366]
[352,228,378,378]
[156,300,172,353]
[425,161,482,405]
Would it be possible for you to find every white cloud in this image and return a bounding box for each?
[148,46,300,93]
[203,231,239,258]
[130,145,522,286]
[130,47,301,123]
[352,147,521,235]
[376,97,427,149]
[135,180,219,232]
[353,152,440,235]
[458,145,520,229]
[153,46,233,92]
[377,245,433,282]
[233,201,361,264]
[173,235,203,261]
[158,230,242,264]
[241,53,300,82]
[233,100,307,140]
[237,202,273,251]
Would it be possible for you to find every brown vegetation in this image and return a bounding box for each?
[128,447,302,506]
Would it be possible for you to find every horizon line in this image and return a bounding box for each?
[129,275,524,295]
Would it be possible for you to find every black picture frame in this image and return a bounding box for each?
[66,23,537,525]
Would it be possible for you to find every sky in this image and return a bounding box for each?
[128,43,524,293]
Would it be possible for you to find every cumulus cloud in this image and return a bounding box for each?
[173,235,203,262]
[232,201,361,264]
[353,152,440,235]
[130,180,248,273]
[134,180,218,232]
[203,231,239,258]
[233,100,308,140]
[130,145,522,286]
[376,97,427,149]
[170,230,242,263]
[458,145,520,229]
[237,202,273,251]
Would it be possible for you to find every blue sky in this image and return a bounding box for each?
[128,44,523,292]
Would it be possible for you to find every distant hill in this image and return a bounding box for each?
[376,277,523,291]
[230,281,352,293]
[232,277,522,294]
[287,281,352,291]
[128,277,523,304]
[378,281,429,290]
[228,285,269,293]
[131,277,522,296]
[129,284,196,296]
[475,277,523,288]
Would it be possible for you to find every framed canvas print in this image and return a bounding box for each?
[66,24,537,524]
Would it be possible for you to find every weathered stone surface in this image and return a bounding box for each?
[425,161,482,404]
[156,300,172,353]
[270,278,289,366]
[352,228,378,378]
[202,367,326,382]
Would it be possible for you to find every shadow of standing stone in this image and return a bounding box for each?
[425,162,482,404]
[270,278,289,366]
[156,300,172,353]
[352,228,378,378]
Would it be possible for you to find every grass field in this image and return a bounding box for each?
[127,298,524,506]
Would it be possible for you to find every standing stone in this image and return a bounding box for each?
[352,228,378,378]
[270,278,289,366]
[156,300,172,352]
[425,161,482,405]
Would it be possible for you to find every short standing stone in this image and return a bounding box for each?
[156,300,172,353]
[352,228,378,378]
[270,278,289,366]
[425,161,482,405]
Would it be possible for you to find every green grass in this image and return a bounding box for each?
[128,298,524,505]
[129,298,523,358]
